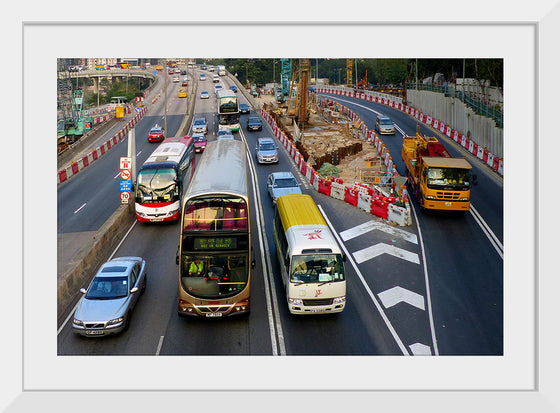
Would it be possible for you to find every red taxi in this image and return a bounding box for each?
[147,125,165,142]
[192,133,207,153]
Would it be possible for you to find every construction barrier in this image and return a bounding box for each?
[57,106,148,184]
[318,177,332,196]
[260,106,412,226]
[371,197,389,220]
[330,181,345,201]
[344,186,359,207]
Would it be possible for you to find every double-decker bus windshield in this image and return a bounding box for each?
[136,166,178,203]
[426,167,471,190]
[219,97,237,113]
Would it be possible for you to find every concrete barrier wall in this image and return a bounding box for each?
[57,204,135,321]
[406,90,503,158]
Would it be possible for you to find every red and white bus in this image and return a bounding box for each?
[135,136,195,222]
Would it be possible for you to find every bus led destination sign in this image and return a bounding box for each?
[194,237,237,250]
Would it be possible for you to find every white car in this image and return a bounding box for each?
[173,75,180,83]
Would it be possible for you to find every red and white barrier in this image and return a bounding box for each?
[57,106,148,184]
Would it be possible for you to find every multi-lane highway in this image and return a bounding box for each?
[57,66,503,356]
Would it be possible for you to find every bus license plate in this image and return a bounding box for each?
[445,202,452,207]
[151,218,164,222]
[206,313,223,318]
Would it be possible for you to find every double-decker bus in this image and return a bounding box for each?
[135,136,195,222]
[176,140,255,317]
[217,89,240,133]
[273,193,347,314]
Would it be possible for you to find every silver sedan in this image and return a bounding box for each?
[73,257,147,337]
[267,172,302,204]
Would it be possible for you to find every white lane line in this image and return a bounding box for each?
[74,203,87,214]
[469,206,503,259]
[409,203,440,356]
[340,220,418,244]
[353,243,420,265]
[317,204,410,356]
[113,172,120,179]
[155,336,165,356]
[240,128,286,356]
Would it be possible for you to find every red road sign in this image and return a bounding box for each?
[120,191,131,203]
[120,157,132,170]
[120,169,131,180]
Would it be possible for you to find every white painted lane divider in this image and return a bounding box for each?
[378,286,425,311]
[353,243,420,265]
[74,203,87,214]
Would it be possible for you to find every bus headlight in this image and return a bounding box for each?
[288,298,303,305]
[425,195,436,200]
[332,296,346,304]
[460,197,469,201]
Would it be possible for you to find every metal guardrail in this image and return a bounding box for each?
[406,82,503,128]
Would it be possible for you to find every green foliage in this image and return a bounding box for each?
[214,58,502,89]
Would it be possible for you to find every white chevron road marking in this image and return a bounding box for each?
[378,286,425,310]
[409,342,432,356]
[353,243,420,265]
[340,220,418,244]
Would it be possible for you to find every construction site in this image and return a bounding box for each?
[259,58,390,188]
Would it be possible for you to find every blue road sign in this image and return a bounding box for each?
[120,180,132,191]
[135,106,141,113]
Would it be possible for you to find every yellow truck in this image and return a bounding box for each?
[401,124,475,211]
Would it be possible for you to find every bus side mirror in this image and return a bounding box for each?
[175,245,180,265]
[472,174,478,186]
[251,259,256,269]
[284,257,290,267]
[342,254,347,262]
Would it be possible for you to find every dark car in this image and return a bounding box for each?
[239,103,250,114]
[230,85,238,93]
[247,116,262,131]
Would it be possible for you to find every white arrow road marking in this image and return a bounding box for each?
[378,286,425,310]
[353,243,420,264]
[409,342,432,356]
[340,220,418,244]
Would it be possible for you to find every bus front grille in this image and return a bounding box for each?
[303,298,333,306]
